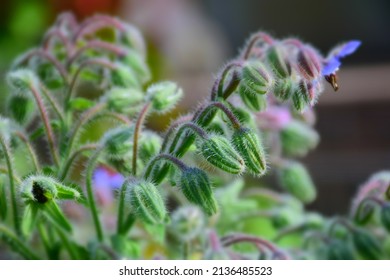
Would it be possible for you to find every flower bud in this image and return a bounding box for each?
[327,239,355,260]
[296,45,322,80]
[8,94,36,125]
[102,126,133,159]
[239,61,273,96]
[7,69,39,93]
[278,161,316,204]
[266,45,292,78]
[271,207,301,229]
[120,23,146,57]
[0,117,12,144]
[231,128,267,176]
[381,204,390,232]
[121,49,151,83]
[273,78,296,101]
[147,81,183,113]
[104,87,144,115]
[304,212,324,229]
[352,229,383,260]
[169,206,205,242]
[111,62,141,89]
[200,135,245,174]
[179,167,218,216]
[354,200,375,225]
[280,120,319,157]
[139,131,162,163]
[125,179,167,224]
[239,90,267,112]
[255,106,292,131]
[21,175,80,204]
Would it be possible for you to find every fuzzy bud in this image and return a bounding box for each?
[179,167,218,216]
[111,62,141,89]
[273,78,296,101]
[7,69,39,93]
[271,207,301,229]
[239,61,273,96]
[352,229,383,260]
[381,204,390,232]
[104,87,144,114]
[231,128,267,176]
[0,117,12,144]
[280,120,319,157]
[125,179,167,224]
[102,127,133,159]
[354,200,375,225]
[278,161,316,204]
[139,131,162,163]
[8,94,36,125]
[121,49,151,83]
[147,81,183,113]
[169,206,205,242]
[304,212,324,229]
[200,135,245,174]
[266,45,292,78]
[21,175,80,204]
[296,45,322,80]
[239,90,267,112]
[327,239,355,260]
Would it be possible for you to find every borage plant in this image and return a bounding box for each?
[1,12,386,260]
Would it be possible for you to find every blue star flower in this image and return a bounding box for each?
[322,40,361,76]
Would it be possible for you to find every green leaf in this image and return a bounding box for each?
[42,201,72,232]
[68,98,95,111]
[21,203,39,237]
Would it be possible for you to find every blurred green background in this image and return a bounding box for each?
[0,0,389,215]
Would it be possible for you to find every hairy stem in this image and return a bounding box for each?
[40,84,65,123]
[14,131,40,172]
[143,153,187,180]
[0,224,39,259]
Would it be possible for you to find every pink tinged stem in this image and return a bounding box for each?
[42,28,72,54]
[241,32,274,60]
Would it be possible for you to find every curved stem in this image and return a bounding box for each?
[67,40,127,68]
[65,58,116,105]
[132,102,151,176]
[13,49,68,84]
[0,138,20,236]
[30,84,60,166]
[14,131,40,172]
[195,102,242,130]
[241,32,274,60]
[85,147,105,242]
[160,115,193,152]
[59,143,99,180]
[43,28,71,54]
[143,153,187,180]
[40,84,65,123]
[211,61,242,101]
[167,122,208,155]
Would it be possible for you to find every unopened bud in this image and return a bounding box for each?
[296,45,322,80]
[102,127,133,158]
[271,207,301,229]
[125,179,167,224]
[266,45,292,78]
[381,204,390,232]
[327,239,355,260]
[354,200,375,225]
[352,229,383,260]
[121,49,151,83]
[231,128,267,176]
[7,69,39,92]
[8,94,36,125]
[179,167,218,216]
[139,131,162,163]
[147,81,183,113]
[280,120,319,157]
[239,90,267,112]
[105,87,144,115]
[111,62,141,89]
[239,61,273,96]
[304,212,324,229]
[273,78,296,101]
[278,161,316,204]
[200,135,245,175]
[169,206,205,242]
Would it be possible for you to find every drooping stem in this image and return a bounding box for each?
[211,61,242,101]
[143,153,188,180]
[195,102,242,130]
[241,32,274,60]
[30,84,60,166]
[0,138,20,235]
[43,28,71,54]
[166,122,209,154]
[59,143,99,180]
[65,58,116,105]
[160,115,193,152]
[85,146,105,242]
[132,102,151,176]
[14,131,40,172]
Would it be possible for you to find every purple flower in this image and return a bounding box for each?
[322,40,361,76]
[93,166,125,206]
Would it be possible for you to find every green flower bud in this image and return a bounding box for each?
[273,78,296,101]
[125,179,167,224]
[121,23,146,57]
[239,61,273,96]
[304,212,324,229]
[327,239,355,260]
[7,69,39,93]
[200,135,245,174]
[8,94,36,125]
[280,120,319,157]
[278,161,316,204]
[271,207,301,229]
[21,175,80,204]
[231,128,267,176]
[169,206,205,242]
[354,200,375,225]
[121,49,151,83]
[381,204,390,232]
[179,167,218,216]
[139,131,162,163]
[104,87,144,115]
[292,81,312,112]
[239,89,267,112]
[111,62,141,89]
[266,45,291,78]
[352,229,383,260]
[147,81,183,113]
[0,117,12,144]
[102,126,133,159]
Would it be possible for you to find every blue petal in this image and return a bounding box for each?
[335,40,361,58]
[322,58,341,75]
